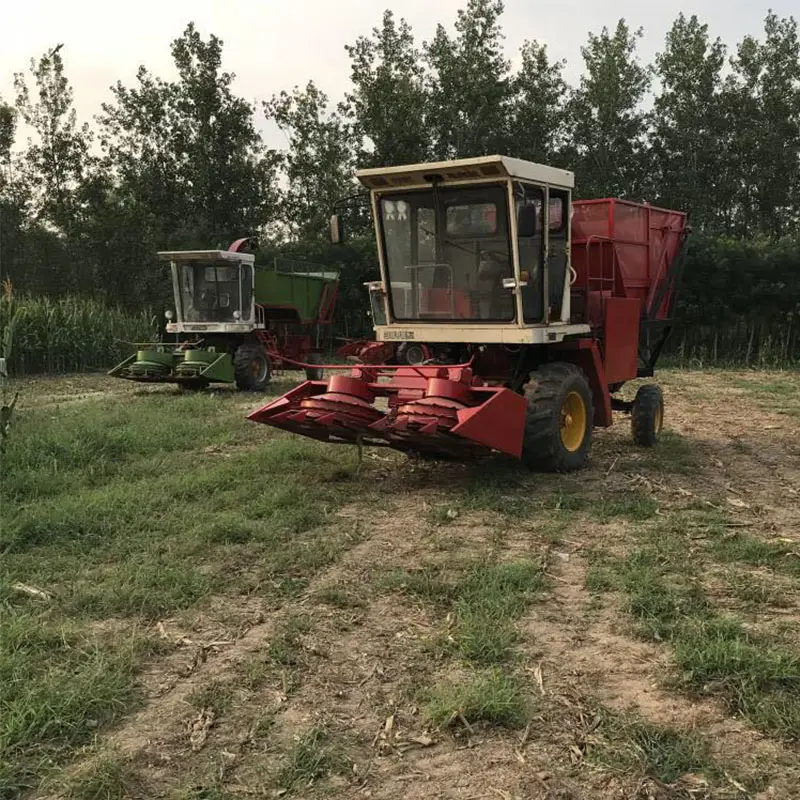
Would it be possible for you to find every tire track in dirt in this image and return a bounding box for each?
[519,542,800,799]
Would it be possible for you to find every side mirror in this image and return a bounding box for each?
[329,214,344,244]
[517,205,537,238]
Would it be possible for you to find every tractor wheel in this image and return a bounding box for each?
[521,363,594,472]
[397,342,429,366]
[305,352,324,381]
[234,341,271,391]
[631,384,664,447]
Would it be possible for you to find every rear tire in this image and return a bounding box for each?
[631,384,664,446]
[521,363,593,472]
[397,342,429,366]
[234,341,271,391]
[305,352,324,381]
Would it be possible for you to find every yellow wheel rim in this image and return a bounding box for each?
[654,402,664,433]
[560,391,587,452]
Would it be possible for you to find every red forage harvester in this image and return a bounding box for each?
[249,155,688,471]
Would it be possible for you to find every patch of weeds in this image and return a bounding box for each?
[268,614,312,669]
[589,710,720,786]
[249,712,276,742]
[383,561,545,665]
[724,376,800,417]
[596,536,800,739]
[380,566,457,606]
[590,546,709,640]
[427,504,461,526]
[275,727,347,794]
[624,429,696,475]
[590,491,659,524]
[585,550,621,593]
[655,430,698,473]
[63,558,214,620]
[314,584,366,610]
[452,561,544,664]
[0,615,157,799]
[546,489,588,513]
[726,571,794,608]
[458,465,541,518]
[709,532,800,579]
[62,754,135,800]
[179,783,236,800]
[187,680,235,714]
[424,670,529,728]
[265,528,360,597]
[673,616,800,739]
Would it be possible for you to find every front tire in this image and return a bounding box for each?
[234,340,271,391]
[631,384,664,446]
[521,363,593,472]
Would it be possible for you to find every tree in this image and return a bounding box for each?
[0,101,14,167]
[651,14,728,230]
[424,0,512,158]
[509,40,568,164]
[264,81,356,240]
[99,23,279,250]
[722,12,800,237]
[13,46,92,237]
[566,20,650,199]
[344,10,430,167]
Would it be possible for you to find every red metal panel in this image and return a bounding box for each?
[452,387,527,458]
[603,297,640,384]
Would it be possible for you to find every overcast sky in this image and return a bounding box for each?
[1,0,794,150]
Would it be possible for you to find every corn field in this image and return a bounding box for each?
[0,293,158,376]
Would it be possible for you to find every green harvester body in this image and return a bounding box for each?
[109,241,339,390]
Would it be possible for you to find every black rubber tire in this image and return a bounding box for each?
[521,363,594,472]
[233,340,271,391]
[631,384,664,447]
[305,352,324,381]
[397,342,428,366]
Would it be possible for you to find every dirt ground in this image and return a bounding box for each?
[10,368,800,799]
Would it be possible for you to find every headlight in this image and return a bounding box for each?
[232,310,241,321]
[165,310,174,320]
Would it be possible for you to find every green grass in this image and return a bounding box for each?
[275,728,347,794]
[0,381,369,796]
[385,560,545,665]
[589,711,719,786]
[424,670,529,728]
[61,754,135,800]
[726,572,794,608]
[709,532,800,579]
[187,680,236,714]
[0,615,161,798]
[725,375,800,417]
[587,514,800,740]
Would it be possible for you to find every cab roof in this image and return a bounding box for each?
[156,250,255,264]
[355,155,575,191]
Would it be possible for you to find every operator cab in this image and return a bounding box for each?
[341,155,587,346]
[158,250,256,334]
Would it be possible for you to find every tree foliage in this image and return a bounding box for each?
[344,10,430,166]
[566,21,650,199]
[264,82,355,240]
[0,6,797,365]
[424,0,512,158]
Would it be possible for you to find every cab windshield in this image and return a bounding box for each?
[177,261,253,323]
[378,185,514,322]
